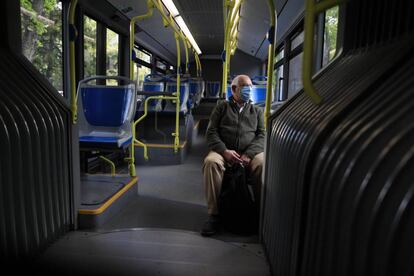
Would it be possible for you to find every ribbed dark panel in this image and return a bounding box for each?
[343,0,414,51]
[303,54,414,276]
[0,49,73,258]
[261,1,414,275]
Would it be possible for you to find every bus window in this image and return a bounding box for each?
[84,15,97,78]
[106,28,119,85]
[156,61,167,71]
[273,48,285,101]
[288,52,303,98]
[20,0,63,95]
[136,48,152,64]
[135,64,152,90]
[274,65,284,101]
[322,6,339,66]
[291,31,304,50]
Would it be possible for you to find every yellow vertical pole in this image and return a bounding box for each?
[303,0,322,104]
[129,0,154,80]
[194,51,201,77]
[129,0,154,176]
[69,0,78,124]
[303,0,340,104]
[173,33,181,153]
[182,35,189,74]
[222,0,243,98]
[264,0,277,129]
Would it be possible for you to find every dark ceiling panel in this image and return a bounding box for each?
[107,0,291,61]
[175,0,224,55]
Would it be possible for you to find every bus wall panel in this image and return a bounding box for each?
[262,0,414,274]
[0,50,73,259]
[262,36,414,276]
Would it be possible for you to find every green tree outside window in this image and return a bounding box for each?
[21,0,63,94]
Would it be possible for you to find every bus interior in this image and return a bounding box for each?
[1,0,414,275]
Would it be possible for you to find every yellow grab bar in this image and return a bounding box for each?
[128,0,154,177]
[222,0,243,97]
[194,50,202,77]
[264,0,277,128]
[99,155,116,176]
[69,0,78,124]
[133,95,178,160]
[130,0,154,80]
[183,35,189,74]
[173,32,181,152]
[152,0,183,36]
[303,0,342,104]
[131,0,184,168]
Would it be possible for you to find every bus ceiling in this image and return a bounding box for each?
[79,0,287,61]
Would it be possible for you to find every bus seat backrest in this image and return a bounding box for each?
[81,86,132,127]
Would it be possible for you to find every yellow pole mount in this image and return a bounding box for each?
[69,0,78,124]
[99,155,116,176]
[303,0,342,105]
[129,0,154,177]
[264,0,277,129]
[222,0,243,97]
[131,0,184,166]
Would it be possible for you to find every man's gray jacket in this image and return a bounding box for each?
[206,97,265,159]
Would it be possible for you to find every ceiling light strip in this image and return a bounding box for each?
[161,0,202,54]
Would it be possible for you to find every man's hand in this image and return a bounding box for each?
[222,150,243,164]
[240,154,251,166]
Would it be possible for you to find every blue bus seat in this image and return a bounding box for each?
[137,74,164,114]
[251,76,267,104]
[189,77,205,108]
[205,81,221,98]
[164,76,189,114]
[77,76,136,149]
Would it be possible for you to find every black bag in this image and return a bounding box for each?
[218,163,259,235]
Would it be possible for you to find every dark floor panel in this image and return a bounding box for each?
[35,229,269,276]
[99,194,259,243]
[135,133,208,205]
[101,195,206,231]
[80,175,132,206]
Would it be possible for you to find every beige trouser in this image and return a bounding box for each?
[202,151,264,215]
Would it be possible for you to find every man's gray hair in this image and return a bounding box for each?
[231,74,250,88]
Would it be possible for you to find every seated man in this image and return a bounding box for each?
[201,74,265,236]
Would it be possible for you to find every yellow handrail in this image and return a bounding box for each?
[222,0,243,97]
[130,0,186,173]
[264,0,277,128]
[155,0,181,154]
[183,35,189,74]
[99,155,116,176]
[303,0,341,104]
[173,32,181,152]
[194,50,202,77]
[133,95,178,159]
[129,0,154,177]
[130,0,154,80]
[69,0,78,124]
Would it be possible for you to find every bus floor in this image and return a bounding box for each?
[34,123,270,275]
